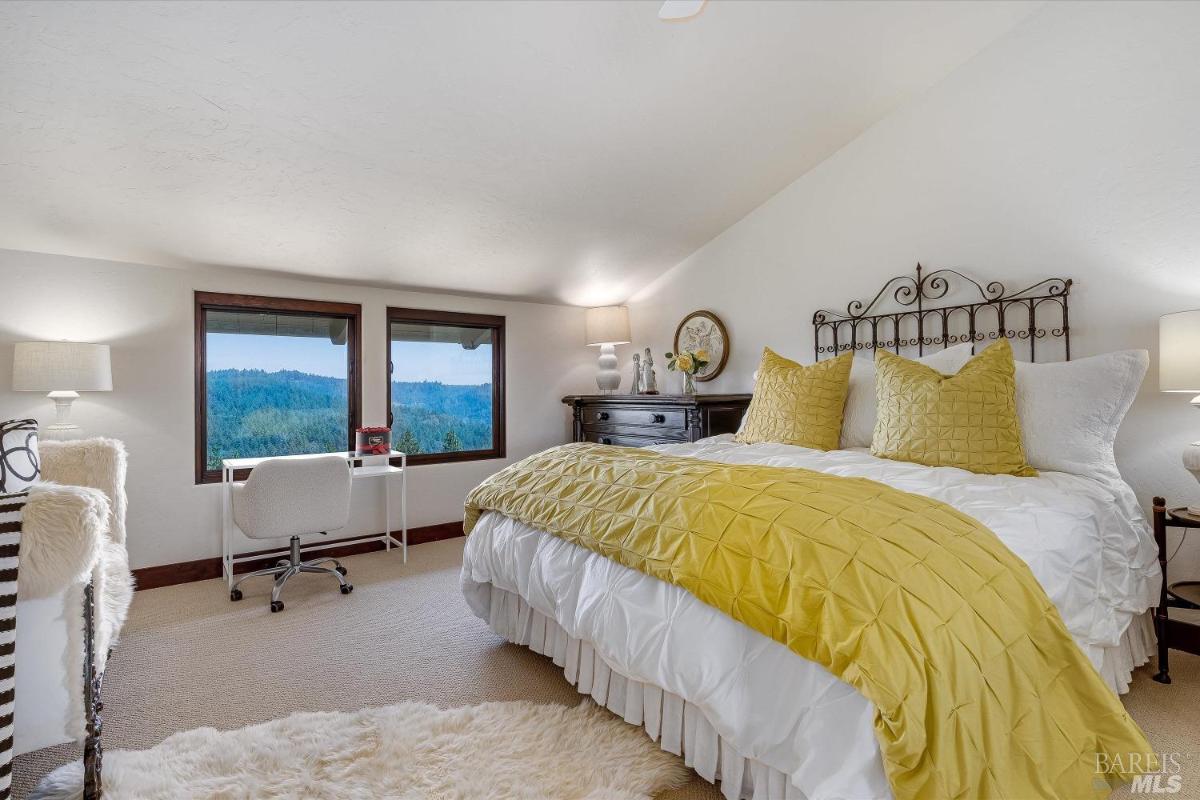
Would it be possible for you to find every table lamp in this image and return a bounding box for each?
[585,306,631,393]
[12,341,112,433]
[1160,310,1200,513]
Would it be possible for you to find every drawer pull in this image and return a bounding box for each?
[650,413,666,424]
[598,411,610,421]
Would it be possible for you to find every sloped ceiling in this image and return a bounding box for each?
[0,1,1039,304]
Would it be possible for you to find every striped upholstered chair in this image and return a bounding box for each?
[2,431,132,798]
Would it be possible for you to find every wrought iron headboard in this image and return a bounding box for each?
[812,264,1073,362]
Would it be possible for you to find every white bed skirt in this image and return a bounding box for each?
[483,583,1156,800]
[1099,610,1157,694]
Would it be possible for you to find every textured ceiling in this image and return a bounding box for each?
[0,1,1039,304]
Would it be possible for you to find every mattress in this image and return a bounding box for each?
[461,435,1162,800]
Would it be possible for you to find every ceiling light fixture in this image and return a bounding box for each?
[659,0,707,22]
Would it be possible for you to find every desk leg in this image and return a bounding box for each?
[1152,497,1171,684]
[401,457,408,564]
[223,467,232,591]
[385,474,391,552]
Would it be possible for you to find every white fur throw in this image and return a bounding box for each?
[36,439,134,663]
[18,486,107,601]
[32,700,689,800]
[21,439,134,739]
[39,439,128,546]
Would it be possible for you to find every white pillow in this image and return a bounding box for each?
[1013,350,1148,481]
[0,419,40,493]
[841,343,976,448]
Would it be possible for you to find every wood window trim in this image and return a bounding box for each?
[386,307,506,467]
[194,291,363,485]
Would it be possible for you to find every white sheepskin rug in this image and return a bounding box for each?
[33,700,689,800]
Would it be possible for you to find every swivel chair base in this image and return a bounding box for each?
[230,534,353,611]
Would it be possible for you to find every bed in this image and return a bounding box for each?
[460,266,1162,800]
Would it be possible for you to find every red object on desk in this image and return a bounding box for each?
[355,426,391,456]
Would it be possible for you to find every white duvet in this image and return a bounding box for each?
[461,436,1162,800]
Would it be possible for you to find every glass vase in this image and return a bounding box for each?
[683,373,696,395]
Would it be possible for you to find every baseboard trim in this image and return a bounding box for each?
[132,521,464,591]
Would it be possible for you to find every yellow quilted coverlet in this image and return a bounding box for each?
[873,338,1037,476]
[735,348,852,450]
[465,443,1153,799]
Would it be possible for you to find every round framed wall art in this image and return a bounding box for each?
[673,310,729,382]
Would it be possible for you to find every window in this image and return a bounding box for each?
[387,307,505,465]
[195,292,362,483]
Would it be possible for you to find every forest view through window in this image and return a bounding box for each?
[196,293,361,482]
[388,309,504,464]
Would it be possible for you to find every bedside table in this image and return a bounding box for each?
[1151,497,1200,684]
[562,394,752,446]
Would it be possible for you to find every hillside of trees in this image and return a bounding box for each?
[390,380,493,455]
[205,369,491,467]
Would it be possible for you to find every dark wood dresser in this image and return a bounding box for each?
[562,394,752,446]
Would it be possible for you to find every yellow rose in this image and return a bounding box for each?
[675,353,694,373]
[695,349,709,362]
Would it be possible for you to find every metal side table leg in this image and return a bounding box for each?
[82,581,104,799]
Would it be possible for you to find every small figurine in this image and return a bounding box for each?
[642,347,659,394]
[631,352,643,395]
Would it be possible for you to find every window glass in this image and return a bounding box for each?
[389,321,494,456]
[205,310,351,469]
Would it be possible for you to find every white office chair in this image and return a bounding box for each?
[229,455,354,612]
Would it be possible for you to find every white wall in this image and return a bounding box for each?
[0,249,593,570]
[630,2,1200,569]
[6,1,1199,575]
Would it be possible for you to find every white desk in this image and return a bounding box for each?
[220,450,407,589]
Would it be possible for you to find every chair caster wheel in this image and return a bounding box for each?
[340,584,354,595]
[336,566,348,576]
[270,601,284,613]
[230,589,243,602]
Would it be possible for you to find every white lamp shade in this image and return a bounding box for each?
[1160,310,1200,392]
[13,341,112,392]
[585,306,631,347]
[659,1,707,21]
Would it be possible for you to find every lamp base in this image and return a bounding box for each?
[45,390,81,433]
[595,344,621,394]
[1184,441,1200,516]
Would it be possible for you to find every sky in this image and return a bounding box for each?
[391,341,492,384]
[206,333,492,385]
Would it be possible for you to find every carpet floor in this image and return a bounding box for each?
[13,538,1200,799]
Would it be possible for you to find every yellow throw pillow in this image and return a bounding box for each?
[736,349,852,450]
[872,338,1037,476]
